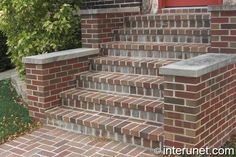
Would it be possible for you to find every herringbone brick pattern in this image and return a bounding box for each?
[0,126,158,157]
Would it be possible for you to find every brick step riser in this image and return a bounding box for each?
[92,64,161,76]
[77,80,164,98]
[47,118,162,149]
[104,49,203,60]
[88,3,141,9]
[114,34,210,44]
[62,98,164,123]
[124,20,210,29]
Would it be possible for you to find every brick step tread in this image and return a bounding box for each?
[82,0,141,5]
[125,13,210,21]
[75,71,164,89]
[113,28,211,36]
[45,106,164,141]
[60,88,164,113]
[159,7,208,14]
[93,2,141,7]
[100,41,210,53]
[92,56,177,69]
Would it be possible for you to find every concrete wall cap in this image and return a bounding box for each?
[22,48,99,64]
[160,53,236,77]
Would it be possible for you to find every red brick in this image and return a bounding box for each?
[211,18,228,23]
[211,42,228,47]
[175,91,200,99]
[211,30,229,35]
[175,76,200,84]
[221,36,236,41]
[164,125,184,134]
[221,11,236,16]
[36,63,55,69]
[28,95,38,101]
[32,80,49,86]
[165,111,184,120]
[27,85,38,90]
[32,69,49,75]
[25,64,36,69]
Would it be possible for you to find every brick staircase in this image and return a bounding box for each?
[45,7,211,148]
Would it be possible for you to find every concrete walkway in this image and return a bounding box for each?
[0,126,158,157]
[0,69,16,81]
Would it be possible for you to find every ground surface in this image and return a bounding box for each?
[0,126,158,157]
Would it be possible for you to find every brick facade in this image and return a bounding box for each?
[24,50,98,122]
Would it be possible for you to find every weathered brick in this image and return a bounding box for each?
[164,97,185,105]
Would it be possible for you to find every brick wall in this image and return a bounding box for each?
[80,8,140,48]
[160,54,236,148]
[23,49,99,122]
[210,6,236,53]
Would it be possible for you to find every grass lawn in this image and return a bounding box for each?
[0,79,40,144]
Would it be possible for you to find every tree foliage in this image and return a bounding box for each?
[0,31,12,72]
[0,0,82,78]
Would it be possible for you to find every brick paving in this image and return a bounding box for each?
[0,126,158,157]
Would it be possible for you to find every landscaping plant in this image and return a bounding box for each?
[0,0,82,78]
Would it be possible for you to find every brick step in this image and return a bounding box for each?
[124,13,211,28]
[60,88,164,113]
[81,2,141,10]
[91,56,176,76]
[159,7,208,14]
[101,42,210,59]
[113,28,210,43]
[76,71,164,97]
[60,88,164,122]
[46,106,164,148]
[81,1,141,9]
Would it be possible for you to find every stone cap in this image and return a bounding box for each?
[79,7,140,15]
[208,5,236,11]
[22,48,99,64]
[160,53,236,77]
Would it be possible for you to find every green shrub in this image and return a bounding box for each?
[0,0,82,78]
[0,31,12,72]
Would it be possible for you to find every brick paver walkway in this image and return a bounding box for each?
[0,126,158,157]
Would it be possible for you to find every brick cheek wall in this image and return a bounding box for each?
[25,56,94,122]
[210,10,236,53]
[163,64,236,148]
[81,11,139,48]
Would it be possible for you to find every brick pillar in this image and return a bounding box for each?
[80,8,140,48]
[160,53,236,148]
[209,5,236,53]
[23,49,99,122]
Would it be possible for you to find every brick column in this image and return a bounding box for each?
[209,5,236,53]
[80,8,140,48]
[23,48,99,122]
[160,53,236,148]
